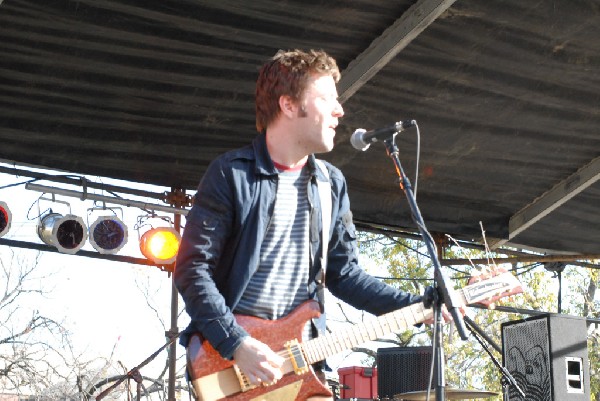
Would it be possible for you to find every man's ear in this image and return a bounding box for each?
[278,95,297,119]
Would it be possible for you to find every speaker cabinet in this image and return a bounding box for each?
[501,313,590,401]
[376,346,433,400]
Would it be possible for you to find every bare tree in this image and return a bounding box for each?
[1,249,68,394]
[0,249,119,400]
[1,246,191,401]
[85,273,190,401]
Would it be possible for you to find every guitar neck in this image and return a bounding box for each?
[296,270,522,365]
[300,301,435,365]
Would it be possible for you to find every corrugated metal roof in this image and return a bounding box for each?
[1,0,599,254]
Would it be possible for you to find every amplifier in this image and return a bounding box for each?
[377,346,434,400]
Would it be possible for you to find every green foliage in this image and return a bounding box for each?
[356,231,600,400]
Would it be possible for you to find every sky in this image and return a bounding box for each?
[0,162,382,388]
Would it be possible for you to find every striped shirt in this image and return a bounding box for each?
[235,166,311,322]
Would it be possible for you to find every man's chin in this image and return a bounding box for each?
[315,143,334,154]
[324,137,337,152]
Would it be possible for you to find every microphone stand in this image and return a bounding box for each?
[381,133,469,401]
[463,317,526,400]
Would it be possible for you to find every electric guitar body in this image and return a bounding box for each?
[187,301,327,401]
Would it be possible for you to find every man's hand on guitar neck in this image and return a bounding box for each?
[233,336,285,387]
[421,285,466,325]
[423,304,466,325]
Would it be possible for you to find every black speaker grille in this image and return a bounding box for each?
[377,346,433,400]
[503,318,552,401]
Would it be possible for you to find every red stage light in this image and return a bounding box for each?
[0,201,11,237]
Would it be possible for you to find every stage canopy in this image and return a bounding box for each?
[1,0,600,256]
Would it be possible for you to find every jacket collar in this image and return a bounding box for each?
[252,133,277,176]
[252,133,324,180]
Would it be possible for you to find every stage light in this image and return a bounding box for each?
[0,201,11,237]
[89,215,128,255]
[139,227,181,265]
[37,212,88,254]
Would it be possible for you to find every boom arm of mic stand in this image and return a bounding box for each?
[382,135,469,341]
[464,317,526,399]
[463,315,501,353]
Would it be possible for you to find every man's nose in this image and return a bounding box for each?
[333,101,344,117]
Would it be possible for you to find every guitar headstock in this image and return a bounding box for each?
[463,266,523,307]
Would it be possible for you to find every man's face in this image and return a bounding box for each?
[294,73,344,154]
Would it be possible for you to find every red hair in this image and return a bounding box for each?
[255,49,340,132]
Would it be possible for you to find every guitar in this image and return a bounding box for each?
[186,269,522,401]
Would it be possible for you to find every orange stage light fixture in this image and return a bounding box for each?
[37,212,88,254]
[0,201,11,237]
[139,227,181,265]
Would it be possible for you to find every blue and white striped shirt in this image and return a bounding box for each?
[235,166,311,322]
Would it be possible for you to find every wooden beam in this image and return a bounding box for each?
[491,156,600,249]
[338,0,458,103]
[441,253,600,267]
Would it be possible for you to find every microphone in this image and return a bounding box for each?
[350,120,416,151]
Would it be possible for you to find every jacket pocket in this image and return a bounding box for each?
[340,210,357,252]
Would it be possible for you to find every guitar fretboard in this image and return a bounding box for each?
[301,302,432,364]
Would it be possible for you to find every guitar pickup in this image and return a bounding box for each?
[284,339,309,375]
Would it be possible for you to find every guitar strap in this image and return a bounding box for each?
[314,159,331,314]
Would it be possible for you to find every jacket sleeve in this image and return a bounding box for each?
[323,167,422,316]
[174,159,248,359]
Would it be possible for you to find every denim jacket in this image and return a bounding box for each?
[174,133,421,359]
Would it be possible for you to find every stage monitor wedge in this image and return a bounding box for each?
[501,313,590,401]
